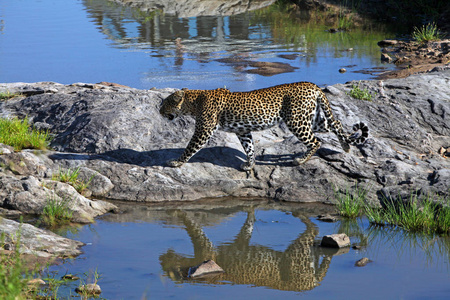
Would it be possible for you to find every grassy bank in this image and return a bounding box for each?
[334,185,450,234]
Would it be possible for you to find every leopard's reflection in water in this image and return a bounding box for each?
[159,205,344,292]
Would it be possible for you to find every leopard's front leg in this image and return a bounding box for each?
[167,118,218,168]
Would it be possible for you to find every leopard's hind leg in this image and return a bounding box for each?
[236,132,256,171]
[284,115,321,165]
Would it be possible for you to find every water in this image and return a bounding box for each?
[0,0,393,91]
[45,199,450,299]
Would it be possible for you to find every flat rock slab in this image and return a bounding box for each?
[0,67,449,205]
[0,218,83,258]
[320,233,351,248]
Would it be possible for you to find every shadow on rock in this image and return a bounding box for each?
[49,146,247,170]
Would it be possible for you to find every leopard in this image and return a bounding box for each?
[159,82,368,171]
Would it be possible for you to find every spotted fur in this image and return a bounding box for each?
[160,82,368,171]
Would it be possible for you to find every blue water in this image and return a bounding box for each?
[0,0,393,91]
[45,202,450,300]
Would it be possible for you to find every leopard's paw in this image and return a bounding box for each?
[166,159,184,168]
[240,161,254,171]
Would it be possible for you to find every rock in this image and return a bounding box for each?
[62,274,80,280]
[377,39,398,47]
[381,53,393,63]
[0,218,83,258]
[75,283,102,295]
[0,68,449,204]
[320,234,351,248]
[339,68,347,73]
[355,257,371,267]
[352,245,362,250]
[316,214,339,222]
[27,278,46,288]
[188,260,224,278]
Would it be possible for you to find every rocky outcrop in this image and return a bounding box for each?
[0,217,83,258]
[0,67,449,207]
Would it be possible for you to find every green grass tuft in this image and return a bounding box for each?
[0,117,51,151]
[334,184,450,234]
[333,183,368,218]
[347,82,374,101]
[0,91,21,101]
[412,22,444,43]
[40,195,73,227]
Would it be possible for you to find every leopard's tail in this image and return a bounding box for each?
[317,88,369,151]
[348,122,369,145]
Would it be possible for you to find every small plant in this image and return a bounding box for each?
[333,183,368,218]
[0,91,20,101]
[41,195,73,227]
[0,117,51,151]
[347,82,373,101]
[52,167,81,185]
[0,229,35,300]
[51,167,94,193]
[76,267,102,297]
[412,22,444,43]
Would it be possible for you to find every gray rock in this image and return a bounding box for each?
[320,234,351,248]
[0,218,83,258]
[0,68,449,204]
[355,257,371,267]
[188,260,224,278]
[75,283,102,295]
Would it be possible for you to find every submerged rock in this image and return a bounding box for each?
[75,283,102,295]
[320,234,351,248]
[188,260,224,278]
[355,257,371,267]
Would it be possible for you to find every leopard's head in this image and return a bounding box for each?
[160,89,187,121]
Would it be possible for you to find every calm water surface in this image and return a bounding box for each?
[0,0,394,91]
[46,200,450,300]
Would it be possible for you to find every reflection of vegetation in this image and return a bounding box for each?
[412,22,445,43]
[250,0,391,52]
[364,224,450,268]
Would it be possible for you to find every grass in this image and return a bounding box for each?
[0,229,36,300]
[347,81,374,101]
[412,22,445,43]
[334,184,450,234]
[0,117,51,151]
[333,183,368,218]
[40,195,73,227]
[51,166,94,194]
[0,91,21,101]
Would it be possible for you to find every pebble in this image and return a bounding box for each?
[339,68,347,73]
[355,257,371,267]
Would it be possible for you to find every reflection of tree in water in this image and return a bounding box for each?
[160,207,336,292]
